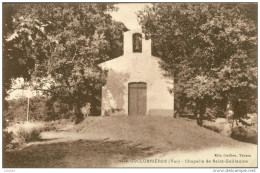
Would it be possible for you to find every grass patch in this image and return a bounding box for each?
[203,123,224,133]
[3,139,157,168]
[202,118,228,134]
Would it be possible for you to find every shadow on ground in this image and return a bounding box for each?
[3,139,158,168]
[4,117,256,168]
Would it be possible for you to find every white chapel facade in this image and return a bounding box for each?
[99,29,174,116]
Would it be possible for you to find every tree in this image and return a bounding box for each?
[3,3,127,123]
[3,4,45,109]
[138,3,257,124]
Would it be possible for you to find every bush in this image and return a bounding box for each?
[3,118,14,150]
[3,130,13,151]
[231,118,257,144]
[16,127,41,142]
[11,122,46,143]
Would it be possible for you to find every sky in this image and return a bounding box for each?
[110,3,152,30]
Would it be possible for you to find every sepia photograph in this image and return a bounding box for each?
[2,1,258,169]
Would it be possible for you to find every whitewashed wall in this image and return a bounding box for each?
[99,29,174,116]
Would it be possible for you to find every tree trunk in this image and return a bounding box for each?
[226,93,232,123]
[74,104,84,124]
[196,99,203,126]
[194,100,198,118]
[26,97,30,122]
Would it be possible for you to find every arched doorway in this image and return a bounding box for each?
[128,82,147,116]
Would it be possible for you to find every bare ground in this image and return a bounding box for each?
[3,116,257,168]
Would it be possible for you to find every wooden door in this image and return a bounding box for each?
[128,82,147,116]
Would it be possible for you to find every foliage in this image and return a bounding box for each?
[231,124,257,144]
[201,113,257,143]
[4,96,48,122]
[3,119,13,151]
[11,122,46,143]
[4,96,79,122]
[16,126,41,143]
[138,3,257,122]
[3,131,13,151]
[3,3,127,123]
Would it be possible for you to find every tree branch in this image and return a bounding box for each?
[71,47,77,62]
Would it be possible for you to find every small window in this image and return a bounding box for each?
[133,33,142,53]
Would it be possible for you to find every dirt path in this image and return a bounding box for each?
[3,116,257,168]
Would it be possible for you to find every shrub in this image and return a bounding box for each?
[16,127,41,142]
[205,105,226,120]
[231,119,257,144]
[3,130,13,151]
[43,123,57,131]
[11,122,46,143]
[3,118,14,150]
